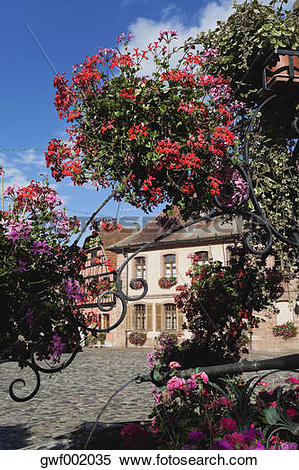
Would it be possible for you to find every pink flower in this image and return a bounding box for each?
[166,376,186,391]
[286,408,298,418]
[285,376,299,385]
[269,401,277,407]
[258,381,268,387]
[169,361,181,369]
[219,397,233,409]
[191,371,209,384]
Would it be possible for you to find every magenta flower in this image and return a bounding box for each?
[166,376,186,391]
[219,417,237,432]
[186,378,198,391]
[219,396,233,409]
[285,376,299,385]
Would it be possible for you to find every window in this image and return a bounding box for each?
[164,254,176,278]
[135,304,146,330]
[165,304,177,330]
[194,251,209,263]
[135,257,146,279]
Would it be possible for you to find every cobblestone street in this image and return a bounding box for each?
[0,348,153,449]
[0,348,298,449]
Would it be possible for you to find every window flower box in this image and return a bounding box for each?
[128,331,147,346]
[130,280,143,290]
[158,277,177,289]
[273,321,297,340]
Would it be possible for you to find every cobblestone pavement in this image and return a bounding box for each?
[0,348,154,449]
[0,348,298,449]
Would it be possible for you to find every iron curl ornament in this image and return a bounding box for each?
[1,50,298,402]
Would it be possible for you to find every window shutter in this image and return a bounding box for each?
[125,304,131,329]
[155,303,162,332]
[146,304,153,331]
[177,309,185,331]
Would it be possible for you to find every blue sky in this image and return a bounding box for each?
[0,0,236,225]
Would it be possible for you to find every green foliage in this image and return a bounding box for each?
[197,0,299,98]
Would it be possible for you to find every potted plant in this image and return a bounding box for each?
[197,0,299,100]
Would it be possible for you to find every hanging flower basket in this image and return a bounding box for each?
[158,277,177,289]
[263,49,299,92]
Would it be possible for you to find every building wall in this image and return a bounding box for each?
[251,278,299,354]
[111,245,299,354]
[111,241,232,348]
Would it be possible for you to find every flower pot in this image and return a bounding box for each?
[263,49,299,91]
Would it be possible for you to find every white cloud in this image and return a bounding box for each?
[17,148,44,168]
[0,154,29,191]
[126,0,233,76]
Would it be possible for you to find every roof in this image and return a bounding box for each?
[84,226,137,252]
[108,210,243,253]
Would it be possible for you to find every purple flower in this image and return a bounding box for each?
[31,240,53,256]
[280,442,298,450]
[62,278,84,302]
[249,441,265,450]
[212,440,233,450]
[25,308,35,327]
[1,217,32,242]
[15,260,28,273]
[243,428,264,445]
[188,430,206,442]
[49,333,66,363]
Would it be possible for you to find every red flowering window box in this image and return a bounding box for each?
[158,277,177,289]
